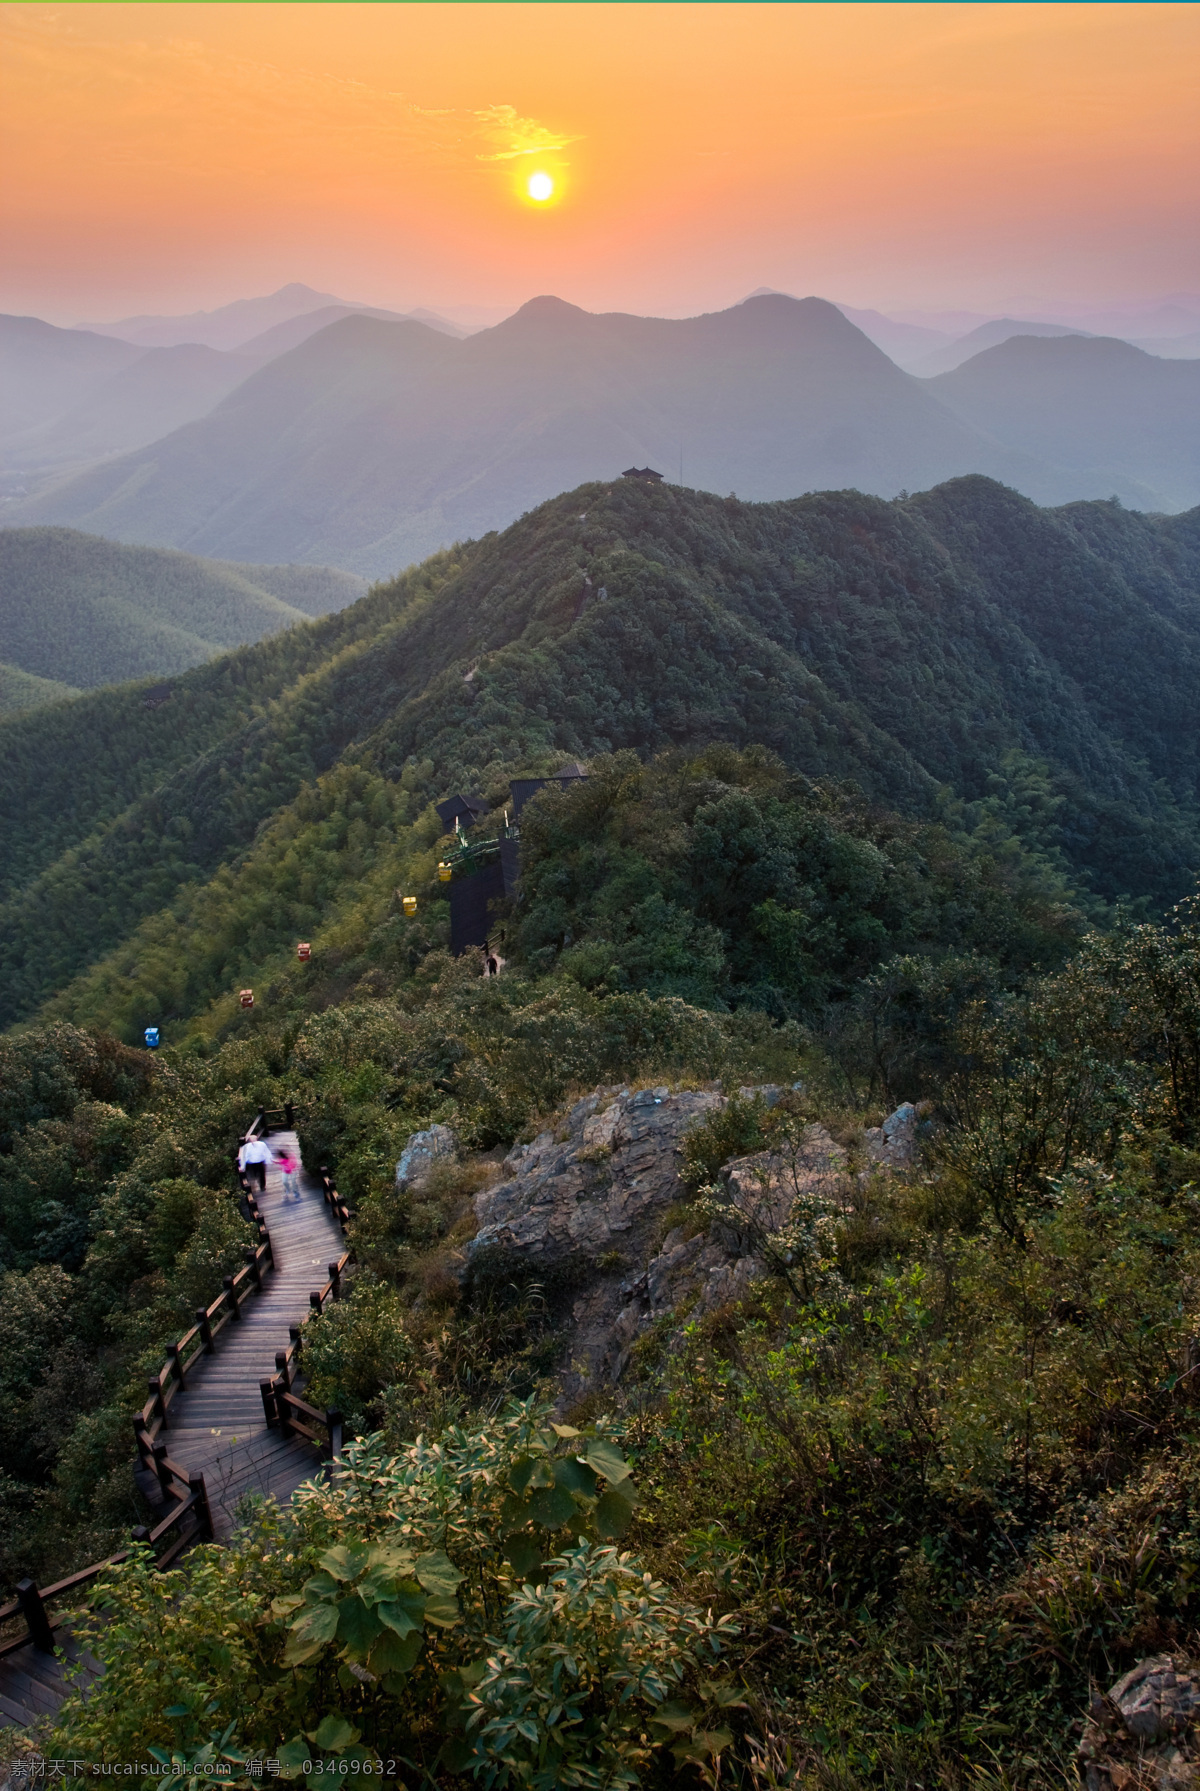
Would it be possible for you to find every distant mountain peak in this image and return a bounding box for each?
[501,295,590,324]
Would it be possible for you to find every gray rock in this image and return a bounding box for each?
[1078,1654,1200,1789]
[864,1101,920,1169]
[469,1085,723,1267]
[396,1123,457,1189]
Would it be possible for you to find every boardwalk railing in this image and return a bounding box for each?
[133,1186,274,1472]
[261,1168,353,1461]
[1,1133,354,1664]
[0,1455,213,1660]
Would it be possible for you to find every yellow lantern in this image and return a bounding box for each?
[438,862,452,882]
[402,895,417,916]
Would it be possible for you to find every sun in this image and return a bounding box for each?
[527,171,554,203]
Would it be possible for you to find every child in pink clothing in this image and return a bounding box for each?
[277,1151,301,1201]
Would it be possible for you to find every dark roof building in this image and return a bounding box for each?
[621,466,663,482]
[509,762,588,819]
[435,792,487,834]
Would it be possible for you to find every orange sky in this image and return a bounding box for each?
[1,2,1197,324]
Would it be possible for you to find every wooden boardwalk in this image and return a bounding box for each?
[161,1132,347,1535]
[0,1134,347,1729]
[0,1633,103,1733]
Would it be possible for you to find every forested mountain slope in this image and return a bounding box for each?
[2,474,1198,1035]
[0,660,79,717]
[0,528,366,693]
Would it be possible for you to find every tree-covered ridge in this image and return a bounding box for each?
[0,659,79,717]
[2,475,1199,1034]
[0,527,366,695]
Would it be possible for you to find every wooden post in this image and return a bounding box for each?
[16,1580,55,1654]
[275,1350,290,1390]
[191,1473,215,1542]
[310,1290,323,1315]
[195,1308,214,1353]
[223,1275,240,1319]
[148,1376,168,1430]
[276,1380,292,1440]
[328,1261,342,1300]
[152,1442,173,1499]
[131,1525,151,1546]
[325,1409,344,1462]
[166,1341,186,1392]
[245,1248,263,1291]
[133,1415,154,1465]
[285,1102,295,1128]
[260,1379,278,1428]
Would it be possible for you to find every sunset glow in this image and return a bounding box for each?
[0,2,1195,323]
[527,173,555,205]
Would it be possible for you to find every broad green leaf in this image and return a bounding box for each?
[674,1728,734,1763]
[551,1423,581,1438]
[271,1594,304,1618]
[508,1455,535,1494]
[335,1593,381,1662]
[649,1702,695,1735]
[368,1626,423,1679]
[311,1715,360,1754]
[503,1532,543,1578]
[585,1439,633,1484]
[317,1545,365,1582]
[276,1737,311,1777]
[528,1458,556,1489]
[422,1592,460,1630]
[302,1571,340,1603]
[554,1456,599,1498]
[163,1705,190,1719]
[366,1544,416,1574]
[284,1602,340,1664]
[591,1483,638,1539]
[415,1550,465,1595]
[376,1589,425,1639]
[147,1748,172,1766]
[355,1565,401,1605]
[528,1483,578,1528]
[499,1491,534,1533]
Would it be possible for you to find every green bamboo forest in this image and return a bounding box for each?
[2,472,1200,1785]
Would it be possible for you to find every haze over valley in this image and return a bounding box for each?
[3,283,1199,588]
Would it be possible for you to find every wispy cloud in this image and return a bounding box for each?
[470,104,581,163]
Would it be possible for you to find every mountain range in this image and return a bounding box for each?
[2,472,1198,1033]
[0,527,365,704]
[0,289,464,479]
[77,281,463,352]
[8,293,1199,580]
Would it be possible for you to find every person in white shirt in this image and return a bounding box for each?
[238,1136,276,1192]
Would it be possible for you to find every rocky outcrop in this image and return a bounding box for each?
[469,1085,726,1269]
[465,1090,922,1403]
[1079,1655,1200,1789]
[396,1123,457,1189]
[864,1100,919,1169]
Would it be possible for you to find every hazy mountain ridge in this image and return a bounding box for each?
[3,474,1198,1031]
[928,334,1200,513]
[1,295,1054,577]
[9,294,1196,579]
[0,527,366,694]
